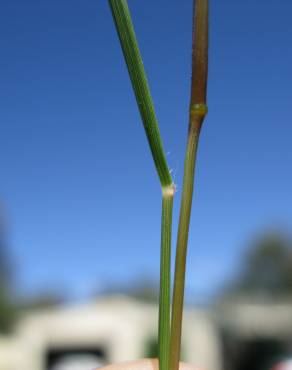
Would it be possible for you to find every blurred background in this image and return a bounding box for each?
[0,0,292,369]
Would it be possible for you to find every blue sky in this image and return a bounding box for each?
[0,0,291,302]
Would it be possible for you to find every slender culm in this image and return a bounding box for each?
[108,2,174,370]
[158,189,174,370]
[190,0,209,106]
[170,1,209,370]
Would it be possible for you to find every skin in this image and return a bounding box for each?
[98,359,202,370]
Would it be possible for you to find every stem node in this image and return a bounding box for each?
[190,104,208,121]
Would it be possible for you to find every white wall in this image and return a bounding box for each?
[0,297,222,370]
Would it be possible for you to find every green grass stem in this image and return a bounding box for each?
[108,2,174,370]
[159,189,174,370]
[170,1,209,370]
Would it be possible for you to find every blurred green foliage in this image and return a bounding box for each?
[0,209,16,334]
[235,233,292,296]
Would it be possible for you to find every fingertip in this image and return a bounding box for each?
[179,361,202,370]
[97,358,202,370]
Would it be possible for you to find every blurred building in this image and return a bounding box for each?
[214,234,292,370]
[215,297,292,370]
[0,295,222,370]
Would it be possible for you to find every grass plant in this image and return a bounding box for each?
[108,2,174,370]
[108,1,208,370]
